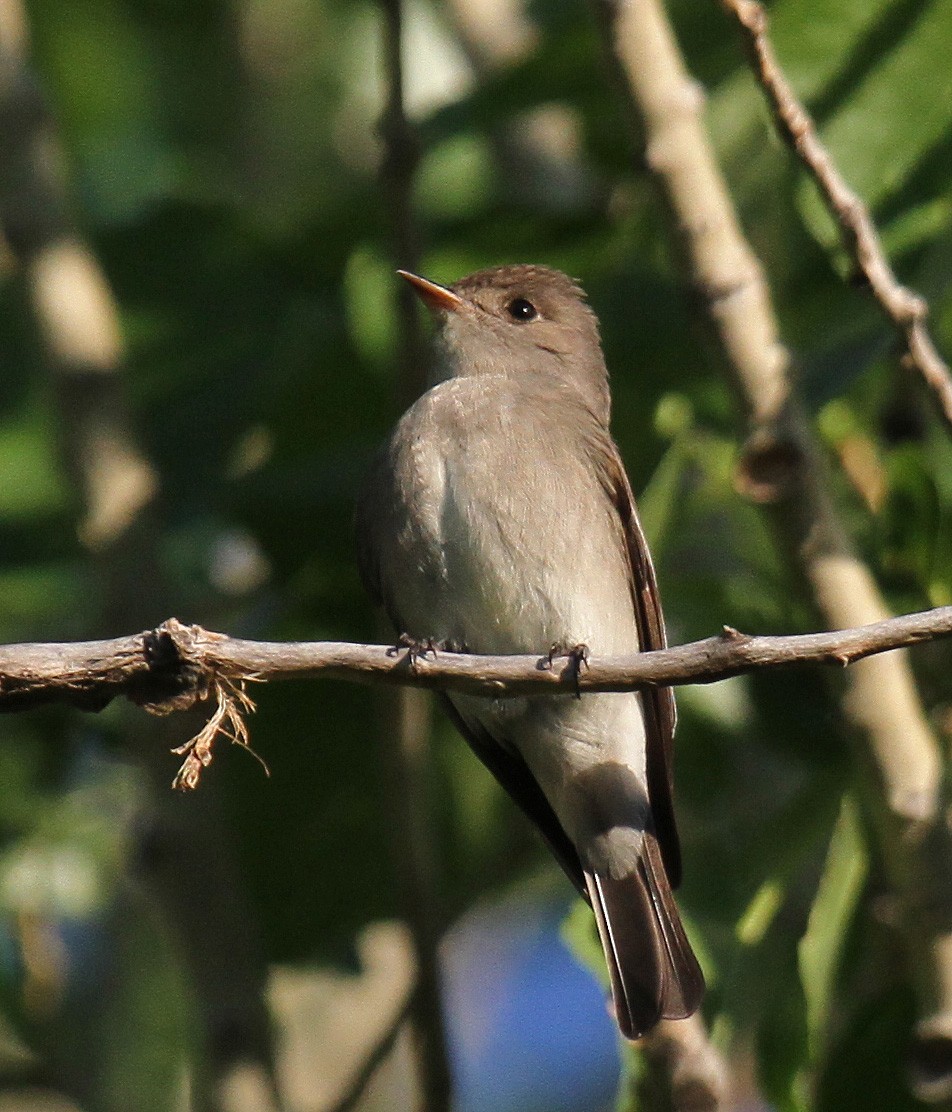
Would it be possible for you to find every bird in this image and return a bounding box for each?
[356,263,704,1039]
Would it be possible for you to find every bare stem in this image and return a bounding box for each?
[721,0,952,435]
[2,609,952,777]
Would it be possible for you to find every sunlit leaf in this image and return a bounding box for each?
[798,793,868,1056]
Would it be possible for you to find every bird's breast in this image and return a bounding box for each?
[385,381,639,658]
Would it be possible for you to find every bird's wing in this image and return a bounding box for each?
[587,428,682,886]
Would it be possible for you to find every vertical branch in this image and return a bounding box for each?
[379,0,426,404]
[377,2,453,1110]
[592,0,952,1099]
[633,1016,730,1111]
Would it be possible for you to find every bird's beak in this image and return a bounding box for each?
[398,270,465,313]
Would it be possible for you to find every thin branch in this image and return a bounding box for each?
[722,0,952,434]
[3,609,952,783]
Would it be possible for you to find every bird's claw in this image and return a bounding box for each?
[542,642,590,698]
[387,634,468,666]
[387,633,437,665]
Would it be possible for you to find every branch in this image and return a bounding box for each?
[634,1014,730,1112]
[3,610,952,783]
[722,0,952,435]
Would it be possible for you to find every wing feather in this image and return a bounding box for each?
[588,430,682,885]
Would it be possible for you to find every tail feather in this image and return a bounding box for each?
[585,832,704,1040]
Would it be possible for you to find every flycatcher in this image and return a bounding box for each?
[356,264,704,1038]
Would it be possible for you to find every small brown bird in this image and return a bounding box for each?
[356,264,703,1038]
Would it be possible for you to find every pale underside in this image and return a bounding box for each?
[375,375,650,876]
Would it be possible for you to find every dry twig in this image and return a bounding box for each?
[722,0,952,433]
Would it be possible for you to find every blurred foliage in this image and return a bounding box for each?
[1,0,952,1108]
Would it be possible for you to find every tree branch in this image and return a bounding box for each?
[634,1014,730,1112]
[721,0,952,435]
[3,609,952,784]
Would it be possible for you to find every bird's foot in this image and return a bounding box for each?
[541,641,590,698]
[387,633,437,665]
[387,634,468,666]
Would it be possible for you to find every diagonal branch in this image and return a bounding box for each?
[722,0,952,434]
[592,0,952,1099]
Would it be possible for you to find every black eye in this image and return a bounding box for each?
[506,297,538,322]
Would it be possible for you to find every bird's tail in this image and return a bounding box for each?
[585,830,704,1040]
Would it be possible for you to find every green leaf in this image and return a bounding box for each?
[798,793,868,1057]
[0,411,68,520]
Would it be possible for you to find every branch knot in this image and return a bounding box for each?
[132,618,211,714]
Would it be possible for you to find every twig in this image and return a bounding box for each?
[3,609,952,784]
[722,0,952,434]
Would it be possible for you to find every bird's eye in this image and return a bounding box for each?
[506,297,538,322]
